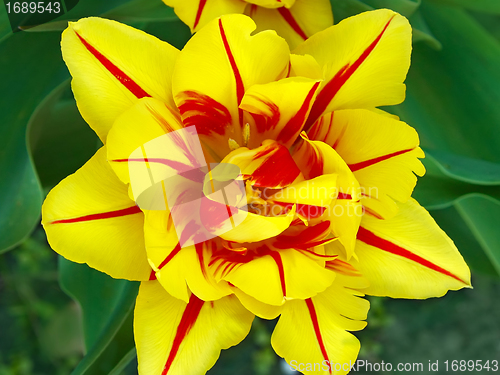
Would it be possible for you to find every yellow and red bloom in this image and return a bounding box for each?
[42,9,471,375]
[162,0,333,49]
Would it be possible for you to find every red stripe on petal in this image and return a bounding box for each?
[74,32,150,99]
[178,91,232,136]
[305,298,331,374]
[269,251,286,297]
[277,7,308,40]
[251,146,301,188]
[348,148,414,172]
[51,205,141,224]
[158,242,182,270]
[162,294,205,375]
[193,0,207,29]
[304,17,395,132]
[357,227,467,284]
[219,19,244,125]
[250,101,281,134]
[277,81,321,144]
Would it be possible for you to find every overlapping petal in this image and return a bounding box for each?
[162,0,247,32]
[41,147,151,280]
[135,281,254,375]
[271,262,369,375]
[62,17,179,141]
[172,14,289,159]
[308,109,425,219]
[240,77,321,149]
[144,210,232,302]
[247,0,333,49]
[294,9,412,131]
[351,198,471,299]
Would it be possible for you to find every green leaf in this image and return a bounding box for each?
[427,0,500,14]
[409,9,442,50]
[362,0,421,17]
[455,194,500,277]
[392,3,500,163]
[413,152,500,210]
[0,30,68,253]
[27,80,99,189]
[0,2,11,41]
[102,0,178,23]
[430,206,499,277]
[59,257,139,374]
[330,0,373,21]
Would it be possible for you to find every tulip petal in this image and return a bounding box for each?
[240,77,321,149]
[135,281,254,375]
[145,210,232,302]
[107,97,184,186]
[42,147,151,280]
[162,0,247,32]
[309,109,425,219]
[247,0,333,49]
[211,245,335,306]
[353,198,471,299]
[62,17,179,141]
[294,9,412,130]
[271,266,369,375]
[173,14,289,159]
[293,137,362,258]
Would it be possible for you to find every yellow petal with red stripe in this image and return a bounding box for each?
[163,0,247,32]
[309,109,425,219]
[294,9,412,131]
[240,77,321,149]
[247,0,333,49]
[107,97,184,186]
[135,280,254,375]
[293,137,361,258]
[42,147,151,281]
[211,245,335,306]
[61,17,179,142]
[247,0,294,8]
[353,198,471,299]
[271,267,369,375]
[144,210,232,302]
[173,14,289,159]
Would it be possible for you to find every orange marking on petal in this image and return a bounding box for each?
[74,31,150,99]
[305,298,331,374]
[162,294,205,375]
[277,7,308,40]
[348,148,414,172]
[304,17,395,132]
[50,206,141,224]
[357,227,467,284]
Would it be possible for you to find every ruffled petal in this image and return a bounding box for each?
[308,109,425,219]
[173,14,289,159]
[271,262,369,375]
[240,77,321,149]
[62,17,179,141]
[135,281,254,375]
[42,147,151,280]
[145,210,232,302]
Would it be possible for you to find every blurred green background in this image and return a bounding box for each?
[1,0,499,374]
